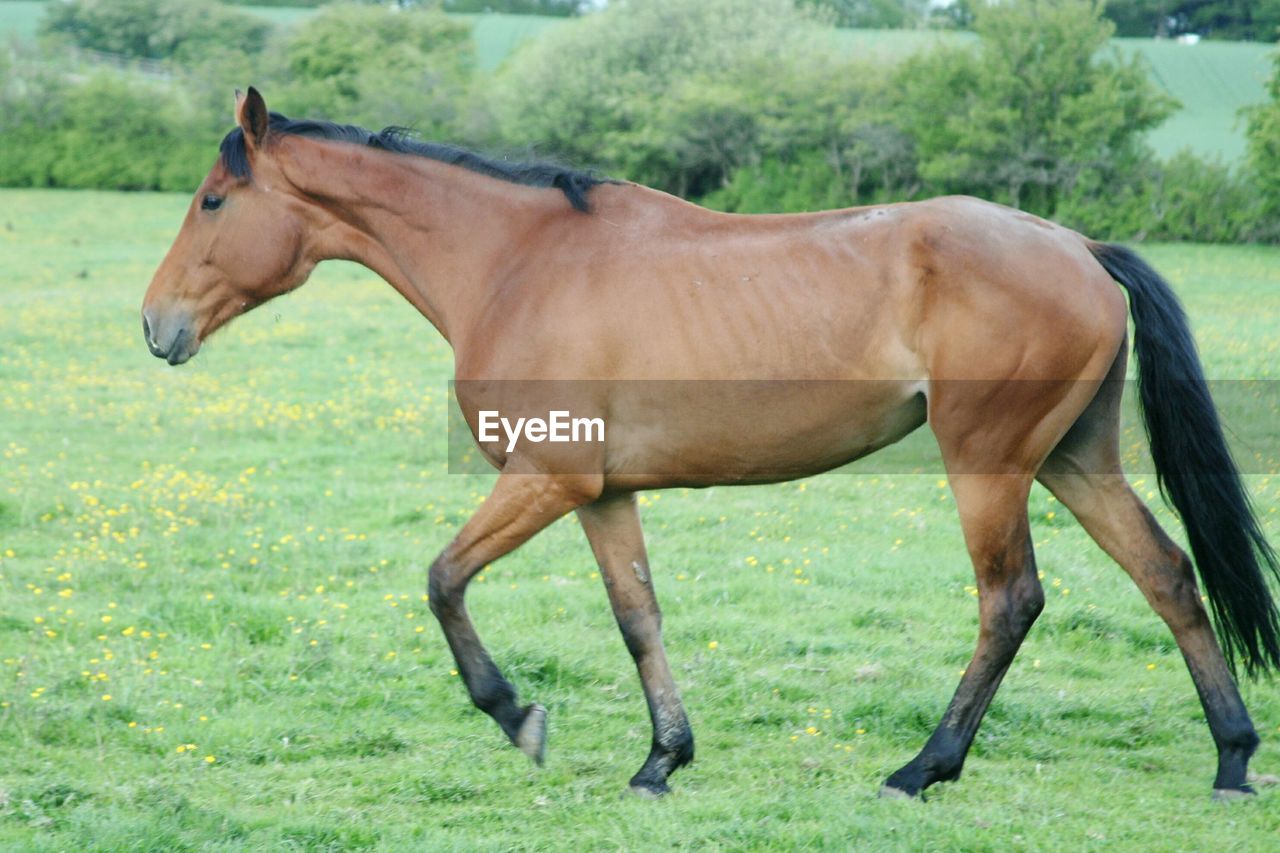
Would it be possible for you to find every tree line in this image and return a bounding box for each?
[2,0,1277,242]
[220,0,1280,39]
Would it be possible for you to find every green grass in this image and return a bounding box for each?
[2,1,1275,160]
[2,190,1280,849]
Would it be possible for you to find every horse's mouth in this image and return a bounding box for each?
[143,313,200,365]
[162,327,200,365]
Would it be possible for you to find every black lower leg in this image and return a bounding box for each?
[457,647,532,742]
[885,538,1042,798]
[1214,734,1260,793]
[430,581,531,745]
[578,495,693,795]
[423,468,596,768]
[883,726,971,796]
[629,705,694,795]
[1188,660,1260,792]
[882,650,1018,797]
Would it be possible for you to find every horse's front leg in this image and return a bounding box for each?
[429,461,601,763]
[577,493,694,796]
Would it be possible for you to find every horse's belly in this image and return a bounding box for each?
[600,379,927,488]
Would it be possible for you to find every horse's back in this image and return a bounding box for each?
[537,188,1127,385]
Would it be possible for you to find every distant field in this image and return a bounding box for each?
[0,0,39,43]
[0,1,1275,157]
[1123,37,1275,162]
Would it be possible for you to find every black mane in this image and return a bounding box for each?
[219,113,606,213]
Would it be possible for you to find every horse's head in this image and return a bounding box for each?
[142,88,317,365]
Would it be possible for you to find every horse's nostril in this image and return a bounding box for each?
[142,310,169,358]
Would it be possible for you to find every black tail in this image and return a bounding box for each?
[1091,242,1280,678]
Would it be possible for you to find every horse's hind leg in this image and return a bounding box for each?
[1037,374,1260,797]
[881,372,1110,798]
[881,471,1043,797]
[428,462,602,763]
[576,493,694,796]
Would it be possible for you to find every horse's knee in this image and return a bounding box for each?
[985,575,1042,648]
[978,539,1043,638]
[1142,551,1209,630]
[1014,572,1045,630]
[1155,559,1201,612]
[427,555,464,618]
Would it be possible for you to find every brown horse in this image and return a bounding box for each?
[143,89,1278,799]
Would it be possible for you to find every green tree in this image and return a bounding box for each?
[930,0,978,29]
[1103,1,1280,40]
[1183,0,1280,40]
[0,60,69,188]
[890,0,1176,214]
[1056,150,1266,242]
[1244,52,1280,228]
[489,0,852,196]
[704,59,918,210]
[1101,0,1176,36]
[223,0,327,6]
[798,0,929,28]
[39,0,271,62]
[443,0,587,15]
[0,69,210,191]
[274,3,474,136]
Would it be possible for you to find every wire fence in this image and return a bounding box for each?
[4,41,175,82]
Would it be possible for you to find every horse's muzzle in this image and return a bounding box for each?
[142,309,200,366]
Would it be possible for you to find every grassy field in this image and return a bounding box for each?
[1,188,1279,849]
[1,1,1274,159]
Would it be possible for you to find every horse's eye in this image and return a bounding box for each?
[201,194,223,212]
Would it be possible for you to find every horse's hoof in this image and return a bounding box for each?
[878,784,919,800]
[1212,785,1256,802]
[514,703,547,766]
[627,781,669,799]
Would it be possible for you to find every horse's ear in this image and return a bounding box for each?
[235,87,270,148]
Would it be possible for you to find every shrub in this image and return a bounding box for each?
[887,0,1176,216]
[489,0,837,195]
[1244,51,1280,230]
[1055,151,1267,242]
[40,0,271,63]
[0,71,211,191]
[272,2,474,137]
[702,152,854,214]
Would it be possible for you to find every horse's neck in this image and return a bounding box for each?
[281,139,544,346]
